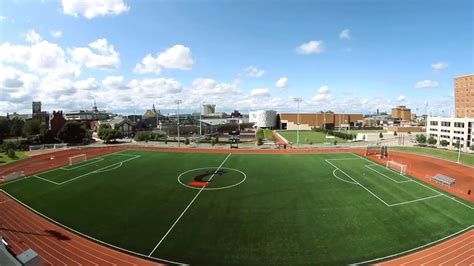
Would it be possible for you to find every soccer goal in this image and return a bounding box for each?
[69,154,87,165]
[386,160,407,175]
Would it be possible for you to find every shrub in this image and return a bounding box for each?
[2,141,15,153]
[379,132,383,139]
[427,136,437,145]
[185,138,190,145]
[256,137,264,146]
[7,148,16,159]
[440,140,449,147]
[470,144,474,151]
[211,138,217,146]
[333,139,338,145]
[415,134,427,144]
[394,131,398,136]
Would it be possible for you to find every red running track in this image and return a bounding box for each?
[0,192,165,266]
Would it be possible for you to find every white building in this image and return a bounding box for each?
[426,116,474,152]
[249,110,277,128]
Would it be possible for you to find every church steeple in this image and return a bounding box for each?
[92,98,98,112]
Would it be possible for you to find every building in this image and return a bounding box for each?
[98,117,135,137]
[391,105,412,121]
[143,104,166,128]
[454,74,474,118]
[426,116,474,152]
[277,113,363,130]
[50,111,67,136]
[65,101,113,122]
[249,110,277,128]
[203,104,216,115]
[32,101,50,126]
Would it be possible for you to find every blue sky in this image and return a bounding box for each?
[0,0,472,115]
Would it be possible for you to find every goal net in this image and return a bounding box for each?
[69,154,87,165]
[386,160,407,175]
[365,144,388,158]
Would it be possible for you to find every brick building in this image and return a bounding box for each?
[454,74,474,118]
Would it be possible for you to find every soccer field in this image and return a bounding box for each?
[1,150,472,265]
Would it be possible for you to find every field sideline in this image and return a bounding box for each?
[0,149,472,265]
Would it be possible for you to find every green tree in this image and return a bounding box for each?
[427,136,437,145]
[0,118,9,143]
[415,134,427,144]
[40,129,57,144]
[256,136,264,146]
[393,131,398,136]
[470,144,474,151]
[7,148,16,159]
[185,138,190,145]
[10,118,24,137]
[22,119,41,137]
[379,132,383,139]
[2,141,15,153]
[58,121,87,144]
[440,140,449,147]
[98,125,122,144]
[454,140,461,149]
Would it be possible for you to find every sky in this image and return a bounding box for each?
[0,0,473,116]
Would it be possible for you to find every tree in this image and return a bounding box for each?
[98,124,122,144]
[427,136,437,145]
[470,144,474,151]
[440,140,449,147]
[0,118,9,144]
[393,131,398,136]
[10,118,24,137]
[7,148,16,159]
[22,119,41,137]
[185,138,190,145]
[454,140,461,149]
[58,121,87,144]
[40,129,57,144]
[379,132,383,139]
[256,136,263,146]
[415,134,427,144]
[2,141,15,153]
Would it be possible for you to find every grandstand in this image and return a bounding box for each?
[430,174,456,186]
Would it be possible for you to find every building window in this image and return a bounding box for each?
[430,121,438,126]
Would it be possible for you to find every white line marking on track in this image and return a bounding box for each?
[424,245,473,266]
[454,254,473,266]
[147,153,232,257]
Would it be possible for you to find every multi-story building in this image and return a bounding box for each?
[202,104,216,115]
[426,116,474,152]
[391,105,412,121]
[454,74,474,118]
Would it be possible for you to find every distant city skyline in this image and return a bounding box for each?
[0,0,472,116]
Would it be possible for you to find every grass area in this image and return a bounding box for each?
[0,151,28,165]
[278,130,347,144]
[1,150,472,265]
[391,146,474,167]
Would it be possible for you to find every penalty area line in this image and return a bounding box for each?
[147,153,232,257]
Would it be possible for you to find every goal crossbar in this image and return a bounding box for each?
[386,160,407,175]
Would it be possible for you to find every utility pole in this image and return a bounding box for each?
[175,100,182,147]
[294,98,303,146]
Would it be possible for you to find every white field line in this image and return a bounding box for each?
[455,254,473,266]
[403,235,473,265]
[364,165,413,184]
[0,189,184,265]
[332,169,357,185]
[61,158,105,171]
[326,157,364,161]
[33,174,61,185]
[388,194,443,207]
[58,155,140,185]
[94,162,123,173]
[148,153,232,257]
[351,225,474,265]
[0,176,31,187]
[325,159,391,207]
[352,153,474,210]
[423,245,473,265]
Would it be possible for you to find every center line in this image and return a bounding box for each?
[148,153,232,257]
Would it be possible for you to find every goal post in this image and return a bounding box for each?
[386,160,407,175]
[69,154,87,165]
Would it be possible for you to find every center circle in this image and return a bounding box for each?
[177,167,246,191]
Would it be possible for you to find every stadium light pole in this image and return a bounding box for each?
[294,98,303,146]
[175,100,182,147]
[199,101,203,136]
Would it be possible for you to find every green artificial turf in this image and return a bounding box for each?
[1,150,472,265]
[277,130,347,144]
[391,146,474,167]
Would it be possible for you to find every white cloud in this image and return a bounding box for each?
[243,66,265,78]
[397,95,406,101]
[191,78,239,95]
[102,75,128,90]
[70,38,120,70]
[431,61,449,71]
[128,78,182,97]
[0,16,7,22]
[51,30,62,38]
[276,77,288,89]
[25,30,42,43]
[134,44,193,74]
[339,29,351,40]
[415,80,440,89]
[74,77,100,90]
[296,40,324,54]
[61,0,130,19]
[0,41,80,78]
[312,85,331,102]
[250,88,270,97]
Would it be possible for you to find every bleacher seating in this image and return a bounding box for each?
[431,174,455,186]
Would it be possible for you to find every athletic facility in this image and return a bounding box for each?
[0,148,472,265]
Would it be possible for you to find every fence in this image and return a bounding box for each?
[29,143,68,152]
